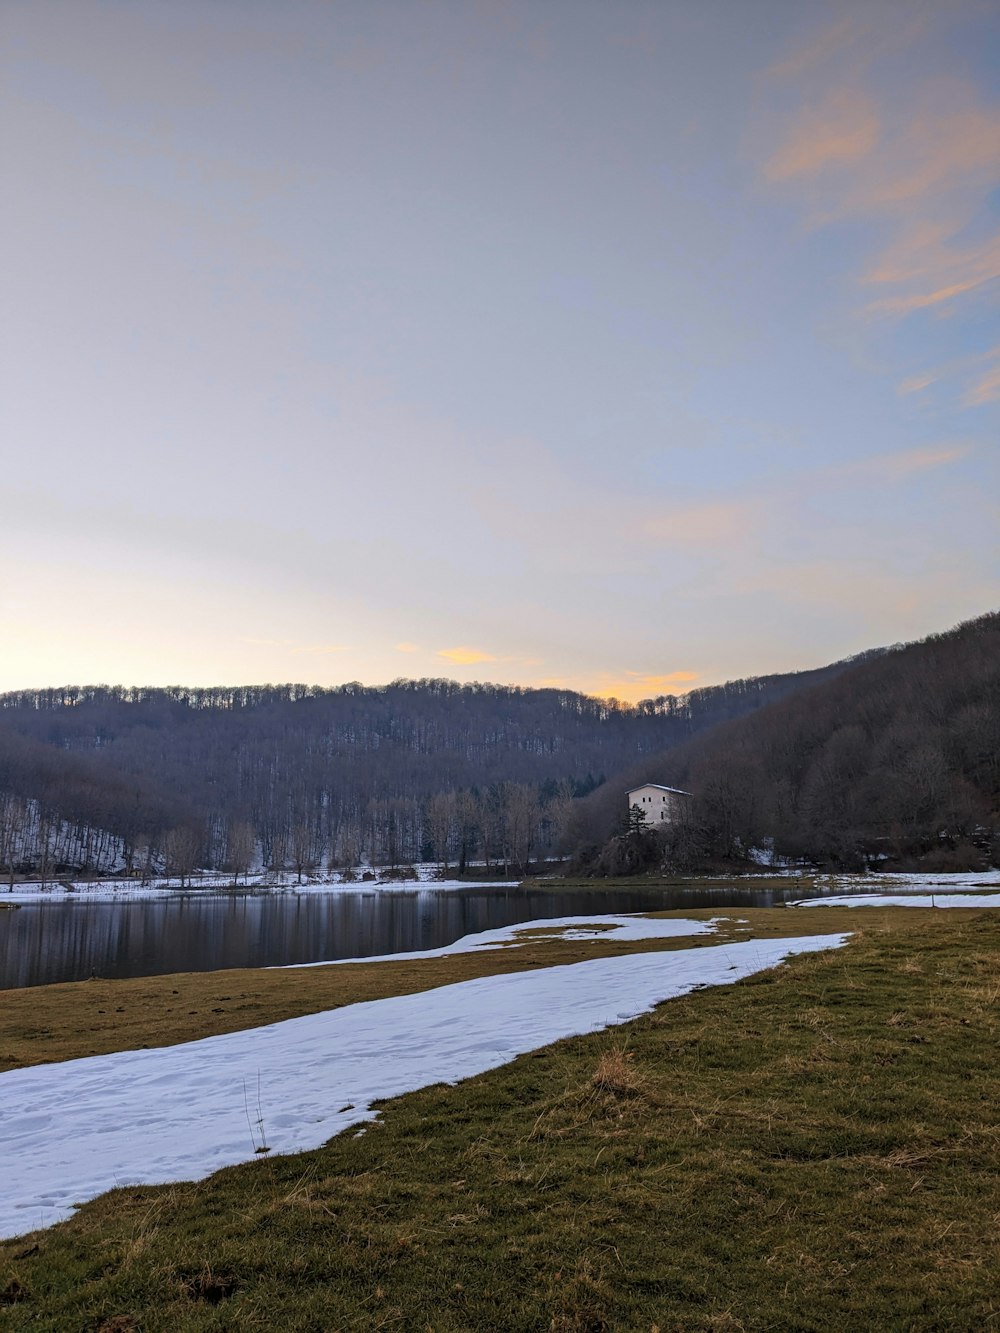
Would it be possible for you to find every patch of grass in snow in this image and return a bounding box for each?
[4,909,1000,1329]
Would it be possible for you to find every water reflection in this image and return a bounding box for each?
[0,882,827,990]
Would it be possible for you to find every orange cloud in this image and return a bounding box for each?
[861,107,1000,212]
[865,229,1000,316]
[436,646,496,666]
[844,443,972,481]
[640,499,756,547]
[965,349,1000,406]
[761,18,1000,379]
[766,17,860,83]
[897,373,936,395]
[765,89,879,181]
[395,641,420,653]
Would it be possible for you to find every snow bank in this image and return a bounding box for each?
[794,893,1000,909]
[0,933,846,1239]
[793,870,1000,908]
[279,912,716,968]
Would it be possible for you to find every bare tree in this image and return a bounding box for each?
[227,820,256,886]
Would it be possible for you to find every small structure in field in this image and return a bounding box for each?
[627,783,691,826]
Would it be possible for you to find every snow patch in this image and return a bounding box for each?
[794,893,1000,909]
[0,933,847,1240]
[278,912,715,969]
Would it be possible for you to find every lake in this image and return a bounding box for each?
[0,881,828,990]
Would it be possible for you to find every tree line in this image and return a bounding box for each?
[0,663,860,879]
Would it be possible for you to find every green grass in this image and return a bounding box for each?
[3,910,1000,1329]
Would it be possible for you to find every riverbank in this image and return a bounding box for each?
[5,866,999,906]
[2,904,999,1328]
[0,865,520,904]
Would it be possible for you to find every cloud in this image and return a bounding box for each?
[395,641,420,653]
[760,10,1000,387]
[639,499,758,548]
[436,646,496,666]
[895,344,1000,407]
[965,347,1000,406]
[765,16,861,83]
[865,227,1000,316]
[897,373,936,395]
[843,443,973,481]
[764,89,879,182]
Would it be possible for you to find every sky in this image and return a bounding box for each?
[1,0,997,702]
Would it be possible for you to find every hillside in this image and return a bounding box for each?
[570,612,1000,872]
[0,658,861,879]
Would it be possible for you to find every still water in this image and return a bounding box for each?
[0,881,826,990]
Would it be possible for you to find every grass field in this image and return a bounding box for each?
[2,906,999,1329]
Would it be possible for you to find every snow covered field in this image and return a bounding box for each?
[0,929,847,1240]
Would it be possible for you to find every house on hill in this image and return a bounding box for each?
[627,783,691,826]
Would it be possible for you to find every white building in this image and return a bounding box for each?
[627,783,691,826]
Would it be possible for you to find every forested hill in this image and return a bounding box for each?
[570,612,1000,872]
[0,657,866,878]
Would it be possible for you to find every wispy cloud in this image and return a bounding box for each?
[765,16,861,84]
[840,442,973,482]
[436,646,496,666]
[764,89,879,182]
[964,345,1000,406]
[394,641,420,653]
[760,10,1000,384]
[865,225,1000,316]
[640,499,758,548]
[897,373,937,396]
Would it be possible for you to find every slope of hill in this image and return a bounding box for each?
[570,612,1000,872]
[0,656,864,878]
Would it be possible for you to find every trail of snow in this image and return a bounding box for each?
[279,912,716,968]
[0,933,846,1240]
[800,871,1000,899]
[795,893,1000,909]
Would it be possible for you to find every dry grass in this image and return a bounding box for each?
[4,907,1000,1329]
[590,1043,647,1098]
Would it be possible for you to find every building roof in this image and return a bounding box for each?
[627,783,692,797]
